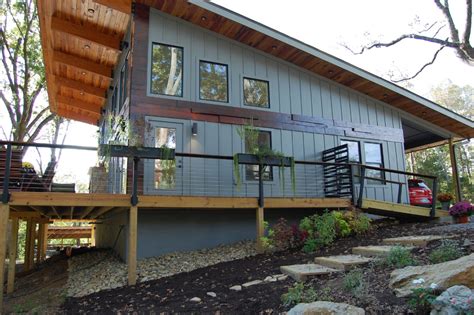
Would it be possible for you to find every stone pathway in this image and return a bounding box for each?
[280,234,453,281]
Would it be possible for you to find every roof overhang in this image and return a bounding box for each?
[37,0,131,125]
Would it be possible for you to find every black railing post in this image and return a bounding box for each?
[349,164,355,205]
[258,164,264,208]
[357,166,366,208]
[397,183,403,204]
[431,177,438,218]
[2,144,12,204]
[131,157,139,206]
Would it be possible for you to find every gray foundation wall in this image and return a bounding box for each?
[95,210,128,261]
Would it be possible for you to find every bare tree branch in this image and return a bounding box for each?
[26,114,56,144]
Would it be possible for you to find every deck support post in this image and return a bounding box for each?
[90,224,96,247]
[448,139,462,202]
[7,217,19,294]
[37,223,44,263]
[128,205,138,286]
[41,223,48,261]
[256,206,265,253]
[0,204,10,309]
[24,218,33,271]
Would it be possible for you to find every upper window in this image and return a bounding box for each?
[199,61,228,102]
[341,140,360,163]
[150,43,183,97]
[118,54,129,111]
[243,78,270,108]
[364,142,384,184]
[245,130,273,181]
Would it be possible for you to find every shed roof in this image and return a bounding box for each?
[38,0,474,140]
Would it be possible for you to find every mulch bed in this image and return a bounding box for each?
[60,220,473,314]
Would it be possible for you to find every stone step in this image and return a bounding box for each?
[314,255,372,271]
[382,235,454,247]
[280,264,340,281]
[352,245,415,257]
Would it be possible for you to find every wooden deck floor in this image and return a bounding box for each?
[361,199,449,218]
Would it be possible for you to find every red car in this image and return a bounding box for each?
[408,179,433,206]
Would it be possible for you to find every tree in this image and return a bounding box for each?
[0,0,56,144]
[346,0,472,82]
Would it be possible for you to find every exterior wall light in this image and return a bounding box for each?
[192,122,198,136]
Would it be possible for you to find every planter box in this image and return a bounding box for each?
[235,153,292,167]
[99,145,175,159]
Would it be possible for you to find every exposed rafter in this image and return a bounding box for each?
[57,108,99,125]
[93,0,132,14]
[53,51,112,79]
[51,16,122,52]
[55,76,107,100]
[56,94,102,115]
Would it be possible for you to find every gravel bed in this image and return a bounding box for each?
[66,240,256,297]
[423,222,474,233]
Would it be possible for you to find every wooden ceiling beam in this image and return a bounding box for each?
[53,50,112,79]
[51,16,122,52]
[93,0,132,14]
[57,108,100,125]
[56,94,102,115]
[55,76,107,100]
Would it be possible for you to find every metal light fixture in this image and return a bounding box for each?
[192,122,198,136]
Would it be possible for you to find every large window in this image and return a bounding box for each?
[154,127,176,189]
[243,77,270,108]
[150,43,183,97]
[341,140,361,183]
[364,142,384,184]
[245,130,273,181]
[199,61,228,102]
[118,54,129,111]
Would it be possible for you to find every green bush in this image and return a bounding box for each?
[408,287,439,313]
[281,282,318,307]
[343,269,364,292]
[333,211,352,237]
[429,239,463,264]
[384,246,417,268]
[349,213,371,234]
[300,212,337,252]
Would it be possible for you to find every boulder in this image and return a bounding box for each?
[390,253,474,297]
[288,301,365,315]
[430,285,474,315]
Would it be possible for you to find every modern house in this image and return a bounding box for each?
[0,0,473,300]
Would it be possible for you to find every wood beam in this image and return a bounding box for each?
[7,217,19,294]
[91,206,115,219]
[55,76,107,99]
[94,0,131,14]
[41,224,48,261]
[37,223,45,263]
[0,204,10,308]
[448,138,462,202]
[80,206,96,219]
[56,94,102,115]
[53,50,112,79]
[10,192,131,207]
[90,224,96,247]
[57,108,99,125]
[51,16,121,51]
[128,206,137,285]
[9,211,42,219]
[256,207,264,253]
[27,220,36,270]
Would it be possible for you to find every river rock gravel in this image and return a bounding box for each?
[66,240,256,297]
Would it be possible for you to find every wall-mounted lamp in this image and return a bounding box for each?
[192,122,198,136]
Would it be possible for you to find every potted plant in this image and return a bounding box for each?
[448,201,473,224]
[437,193,454,210]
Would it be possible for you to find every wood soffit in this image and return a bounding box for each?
[38,0,131,125]
[136,0,473,139]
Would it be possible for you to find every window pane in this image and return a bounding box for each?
[245,130,273,181]
[365,143,382,163]
[243,78,269,108]
[340,140,360,162]
[151,44,183,97]
[154,127,176,189]
[199,61,228,102]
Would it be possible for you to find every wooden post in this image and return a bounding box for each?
[7,217,19,294]
[24,218,32,271]
[41,224,48,261]
[90,224,96,247]
[27,220,36,270]
[127,206,137,285]
[448,139,462,202]
[0,204,11,309]
[37,223,44,263]
[256,207,265,253]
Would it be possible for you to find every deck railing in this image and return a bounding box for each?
[0,141,439,216]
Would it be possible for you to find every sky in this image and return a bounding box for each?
[1,0,473,185]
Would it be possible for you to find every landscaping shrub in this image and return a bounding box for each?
[429,239,464,264]
[343,268,364,293]
[333,211,352,237]
[384,246,417,268]
[346,211,371,234]
[281,282,318,307]
[408,282,441,314]
[300,212,337,252]
[261,218,307,251]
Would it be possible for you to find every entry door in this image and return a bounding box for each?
[144,121,183,195]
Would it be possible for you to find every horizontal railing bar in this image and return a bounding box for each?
[0,141,97,151]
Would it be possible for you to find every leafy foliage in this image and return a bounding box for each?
[384,246,417,268]
[429,239,464,264]
[281,282,318,307]
[300,212,337,252]
[408,287,439,314]
[261,218,307,251]
[343,269,368,299]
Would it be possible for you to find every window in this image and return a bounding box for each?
[341,140,361,183]
[119,54,129,111]
[243,77,270,108]
[199,61,228,102]
[364,142,384,184]
[245,131,273,181]
[154,127,176,189]
[150,43,183,97]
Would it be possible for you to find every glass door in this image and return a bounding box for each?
[144,121,183,195]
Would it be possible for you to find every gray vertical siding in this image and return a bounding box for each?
[143,9,409,204]
[95,210,128,261]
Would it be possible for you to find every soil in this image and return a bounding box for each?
[56,220,474,314]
